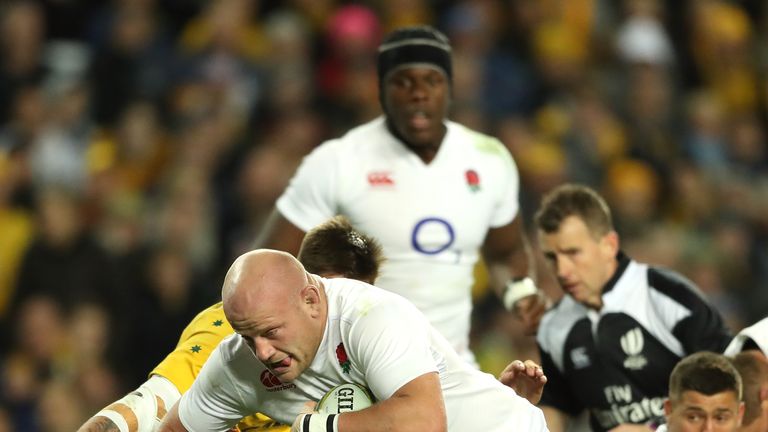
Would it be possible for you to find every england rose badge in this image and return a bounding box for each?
[336,343,351,374]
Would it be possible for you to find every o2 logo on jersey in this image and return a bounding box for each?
[411,217,455,255]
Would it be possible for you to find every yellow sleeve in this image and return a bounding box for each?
[236,413,290,431]
[150,302,234,393]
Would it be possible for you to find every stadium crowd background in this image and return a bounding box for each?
[0,0,766,430]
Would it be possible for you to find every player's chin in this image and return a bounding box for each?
[273,370,298,383]
[268,366,292,381]
[404,127,440,146]
[273,364,303,382]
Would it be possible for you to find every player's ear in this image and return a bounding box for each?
[736,401,745,426]
[600,230,619,257]
[663,398,672,417]
[301,284,322,316]
[759,385,768,414]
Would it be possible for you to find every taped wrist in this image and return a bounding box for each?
[94,388,156,432]
[92,376,181,432]
[503,277,537,310]
[298,413,338,432]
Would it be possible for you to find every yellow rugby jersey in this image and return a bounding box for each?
[237,413,288,431]
[151,302,289,432]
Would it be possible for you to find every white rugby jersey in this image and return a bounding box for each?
[724,316,768,356]
[178,277,546,432]
[276,116,520,360]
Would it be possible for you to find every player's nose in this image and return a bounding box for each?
[555,255,573,278]
[701,418,716,432]
[253,336,274,360]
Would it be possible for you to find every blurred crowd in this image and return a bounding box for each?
[0,0,766,431]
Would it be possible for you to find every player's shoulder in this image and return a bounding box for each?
[325,277,390,303]
[305,118,387,165]
[213,332,252,363]
[193,302,225,320]
[537,295,586,348]
[177,302,230,338]
[645,263,710,307]
[446,120,511,159]
[726,317,768,356]
[326,117,388,150]
[342,116,387,139]
[325,277,417,317]
[541,295,585,326]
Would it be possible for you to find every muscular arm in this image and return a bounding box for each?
[157,402,187,432]
[253,209,307,255]
[76,375,178,432]
[482,216,546,334]
[482,216,532,297]
[336,372,446,432]
[77,414,125,432]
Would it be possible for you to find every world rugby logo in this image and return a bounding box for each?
[317,383,374,414]
[621,327,648,370]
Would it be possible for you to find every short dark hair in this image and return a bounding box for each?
[731,350,768,425]
[298,216,384,284]
[534,183,613,238]
[668,352,742,403]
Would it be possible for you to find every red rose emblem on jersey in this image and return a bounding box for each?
[336,343,351,374]
[465,169,480,192]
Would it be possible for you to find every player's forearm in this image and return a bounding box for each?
[482,218,535,299]
[77,416,124,432]
[76,402,143,432]
[337,373,446,432]
[78,376,181,432]
[252,209,305,254]
[336,397,446,432]
[157,402,188,432]
[485,248,532,298]
[541,406,569,432]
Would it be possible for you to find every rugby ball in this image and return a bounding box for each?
[317,383,374,414]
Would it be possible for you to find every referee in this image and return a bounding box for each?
[533,184,732,432]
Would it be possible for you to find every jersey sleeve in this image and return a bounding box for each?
[537,343,584,417]
[528,405,551,432]
[275,141,340,232]
[346,296,439,400]
[650,268,733,353]
[488,139,520,228]
[178,345,248,432]
[151,302,233,393]
[724,317,768,356]
[672,296,732,353]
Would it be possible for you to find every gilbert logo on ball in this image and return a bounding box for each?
[317,383,374,414]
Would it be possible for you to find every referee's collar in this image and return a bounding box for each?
[601,251,631,296]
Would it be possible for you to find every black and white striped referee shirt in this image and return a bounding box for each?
[536,253,732,432]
